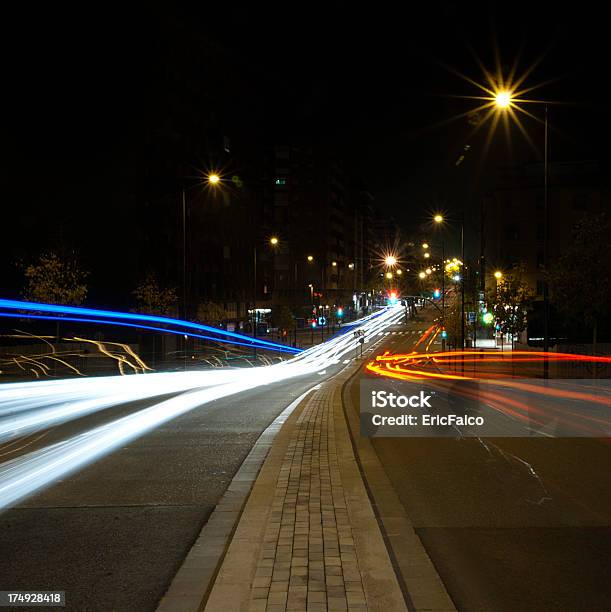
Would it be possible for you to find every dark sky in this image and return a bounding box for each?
[2,2,609,241]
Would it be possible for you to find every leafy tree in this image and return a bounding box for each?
[273,305,294,332]
[197,301,227,324]
[488,263,534,348]
[550,213,611,351]
[23,251,88,305]
[133,273,178,316]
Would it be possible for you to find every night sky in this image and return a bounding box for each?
[1,2,609,291]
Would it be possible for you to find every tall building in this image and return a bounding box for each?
[483,160,609,297]
[264,145,372,316]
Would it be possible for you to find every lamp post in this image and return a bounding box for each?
[434,213,465,349]
[252,236,279,349]
[493,93,550,373]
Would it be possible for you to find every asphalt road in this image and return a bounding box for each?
[347,313,611,611]
[0,321,395,612]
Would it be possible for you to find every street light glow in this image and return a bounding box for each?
[384,255,397,267]
[422,243,429,249]
[307,255,314,262]
[270,236,279,246]
[424,252,430,259]
[495,90,512,109]
[385,271,393,279]
[419,272,426,279]
[396,269,402,276]
[434,214,443,224]
[208,173,220,184]
[494,270,503,279]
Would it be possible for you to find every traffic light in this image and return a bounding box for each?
[337,307,343,317]
[433,288,441,299]
[482,312,494,325]
[388,290,398,305]
[440,329,448,339]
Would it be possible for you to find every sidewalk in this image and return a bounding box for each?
[201,369,407,612]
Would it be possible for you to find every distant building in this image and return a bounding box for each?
[483,160,610,297]
[262,145,385,317]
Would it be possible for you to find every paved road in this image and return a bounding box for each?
[347,313,611,611]
[0,317,396,612]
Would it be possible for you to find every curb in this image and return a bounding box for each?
[156,385,319,612]
[342,374,457,612]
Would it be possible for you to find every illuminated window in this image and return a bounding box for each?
[275,178,287,186]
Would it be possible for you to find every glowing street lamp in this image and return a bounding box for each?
[424,252,430,259]
[396,269,402,276]
[494,90,512,109]
[418,271,426,279]
[494,270,503,280]
[433,214,443,224]
[385,271,393,279]
[270,236,279,246]
[208,173,221,185]
[425,268,432,275]
[384,255,397,267]
[307,255,314,262]
[422,243,429,249]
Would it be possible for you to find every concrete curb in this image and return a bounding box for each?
[156,385,319,612]
[331,381,409,611]
[342,375,457,612]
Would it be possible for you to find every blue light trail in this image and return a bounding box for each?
[0,298,300,354]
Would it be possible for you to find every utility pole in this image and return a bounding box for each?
[253,245,257,359]
[543,104,550,379]
[182,187,187,321]
[461,211,465,350]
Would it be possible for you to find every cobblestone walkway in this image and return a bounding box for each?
[249,388,367,612]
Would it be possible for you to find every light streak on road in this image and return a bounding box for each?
[0,306,405,509]
[366,349,611,435]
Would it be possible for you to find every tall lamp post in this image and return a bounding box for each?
[434,213,465,349]
[493,92,550,374]
[180,171,221,320]
[252,235,279,349]
[423,239,445,341]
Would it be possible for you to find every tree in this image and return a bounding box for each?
[273,305,294,332]
[23,251,88,305]
[550,213,611,352]
[133,273,178,316]
[197,301,227,325]
[488,263,533,348]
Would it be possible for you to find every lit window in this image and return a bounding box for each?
[275,178,287,186]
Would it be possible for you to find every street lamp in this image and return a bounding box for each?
[207,173,221,185]
[494,90,512,109]
[424,252,430,259]
[252,236,279,349]
[384,254,398,267]
[386,271,393,279]
[490,86,551,371]
[396,269,402,276]
[418,271,426,279]
[307,255,314,262]
[422,243,429,249]
[494,270,503,280]
[434,212,465,349]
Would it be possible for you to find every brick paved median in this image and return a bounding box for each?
[204,372,407,612]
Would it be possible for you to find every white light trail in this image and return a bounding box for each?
[0,306,404,509]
